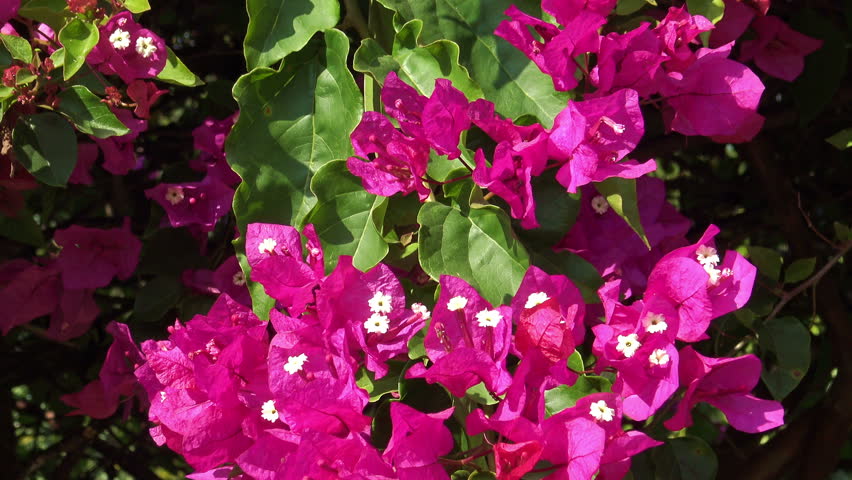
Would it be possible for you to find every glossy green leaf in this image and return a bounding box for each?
[244,0,340,69]
[356,362,405,401]
[747,246,783,282]
[58,19,99,80]
[653,436,717,480]
[57,86,130,138]
[122,0,151,13]
[594,177,649,248]
[304,161,389,273]
[826,127,852,150]
[133,276,183,323]
[353,19,483,99]
[156,47,204,87]
[518,173,581,247]
[544,375,612,416]
[375,0,569,125]
[0,34,33,63]
[12,112,78,187]
[759,316,811,400]
[783,257,816,284]
[18,0,69,29]
[418,201,530,305]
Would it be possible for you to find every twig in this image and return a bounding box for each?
[797,192,841,249]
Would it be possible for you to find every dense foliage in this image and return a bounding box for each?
[0,0,850,479]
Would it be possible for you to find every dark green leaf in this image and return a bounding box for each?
[133,276,183,323]
[826,127,852,150]
[759,316,811,399]
[57,85,130,138]
[156,47,204,87]
[792,10,847,125]
[783,257,816,284]
[652,436,718,480]
[528,248,603,304]
[12,112,78,187]
[0,209,44,246]
[544,375,612,415]
[594,177,649,248]
[616,0,653,15]
[244,0,340,69]
[58,19,99,80]
[519,173,581,247]
[747,246,783,282]
[18,0,70,29]
[0,34,33,63]
[834,222,852,242]
[468,473,497,480]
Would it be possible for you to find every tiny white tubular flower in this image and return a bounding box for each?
[591,195,610,215]
[109,28,131,50]
[364,313,390,334]
[283,353,308,375]
[135,35,158,58]
[232,271,246,286]
[475,309,502,328]
[643,313,668,334]
[695,245,720,266]
[524,291,550,309]
[616,333,641,358]
[447,296,468,311]
[165,186,184,205]
[600,116,626,134]
[649,348,670,366]
[589,400,615,422]
[258,238,277,255]
[261,400,279,423]
[368,291,393,314]
[704,263,722,286]
[411,302,431,319]
[159,391,167,403]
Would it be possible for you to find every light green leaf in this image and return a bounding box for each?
[747,246,783,282]
[0,34,33,63]
[123,0,151,13]
[58,19,99,80]
[12,112,78,187]
[244,0,340,69]
[826,127,852,150]
[57,85,131,138]
[356,362,405,401]
[595,177,649,248]
[417,201,530,305]
[18,0,70,30]
[652,436,718,480]
[783,257,816,284]
[686,0,725,23]
[759,316,811,400]
[544,375,612,416]
[304,161,389,273]
[156,47,204,87]
[466,382,500,405]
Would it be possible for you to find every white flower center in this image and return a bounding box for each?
[696,245,720,267]
[164,186,184,205]
[368,291,393,314]
[616,333,641,358]
[261,400,279,422]
[649,348,670,366]
[411,302,431,320]
[591,195,609,215]
[601,116,626,134]
[589,400,615,422]
[135,36,158,58]
[643,313,668,334]
[232,271,246,286]
[109,28,131,50]
[447,296,468,311]
[364,313,390,334]
[704,263,722,286]
[159,391,167,403]
[524,291,550,309]
[283,353,308,375]
[475,309,502,328]
[258,238,277,255]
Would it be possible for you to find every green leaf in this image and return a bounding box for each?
[834,222,852,242]
[18,0,70,30]
[616,0,654,15]
[686,0,724,45]
[0,209,44,246]
[594,177,649,248]
[0,34,33,63]
[228,29,362,231]
[133,276,183,323]
[58,19,99,80]
[353,19,483,99]
[407,325,427,359]
[783,257,816,284]
[466,382,500,405]
[747,246,783,282]
[544,375,612,415]
[792,10,847,125]
[568,350,584,372]
[518,173,580,247]
[122,0,151,13]
[527,248,603,304]
[418,201,530,306]
[375,0,570,126]
[12,112,78,187]
[57,85,131,138]
[826,127,852,150]
[356,362,405,401]
[156,47,204,87]
[468,473,497,480]
[244,0,340,69]
[304,161,389,273]
[652,436,718,480]
[759,316,811,400]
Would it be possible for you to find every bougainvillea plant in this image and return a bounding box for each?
[1,0,850,479]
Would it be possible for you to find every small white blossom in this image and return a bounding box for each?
[261,400,279,422]
[695,245,720,266]
[601,116,626,134]
[616,333,641,358]
[589,400,615,422]
[525,291,550,309]
[109,28,131,50]
[159,391,167,403]
[704,263,722,285]
[643,313,668,334]
[591,195,610,215]
[364,313,390,334]
[447,296,468,311]
[258,238,277,255]
[411,303,431,319]
[283,353,308,375]
[135,36,158,58]
[475,309,502,328]
[368,291,393,314]
[232,271,246,286]
[649,349,670,366]
[164,186,184,205]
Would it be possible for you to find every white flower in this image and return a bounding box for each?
[165,187,184,205]
[601,116,626,134]
[643,313,668,334]
[695,245,720,266]
[447,296,468,311]
[649,349,670,366]
[231,271,246,286]
[109,28,131,50]
[591,195,610,215]
[364,313,390,334]
[283,353,308,375]
[704,263,722,286]
[524,291,550,309]
[475,309,502,328]
[159,391,167,403]
[261,400,279,423]
[258,238,277,255]
[411,302,431,319]
[368,291,393,314]
[589,400,615,422]
[616,333,641,358]
[135,36,158,58]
